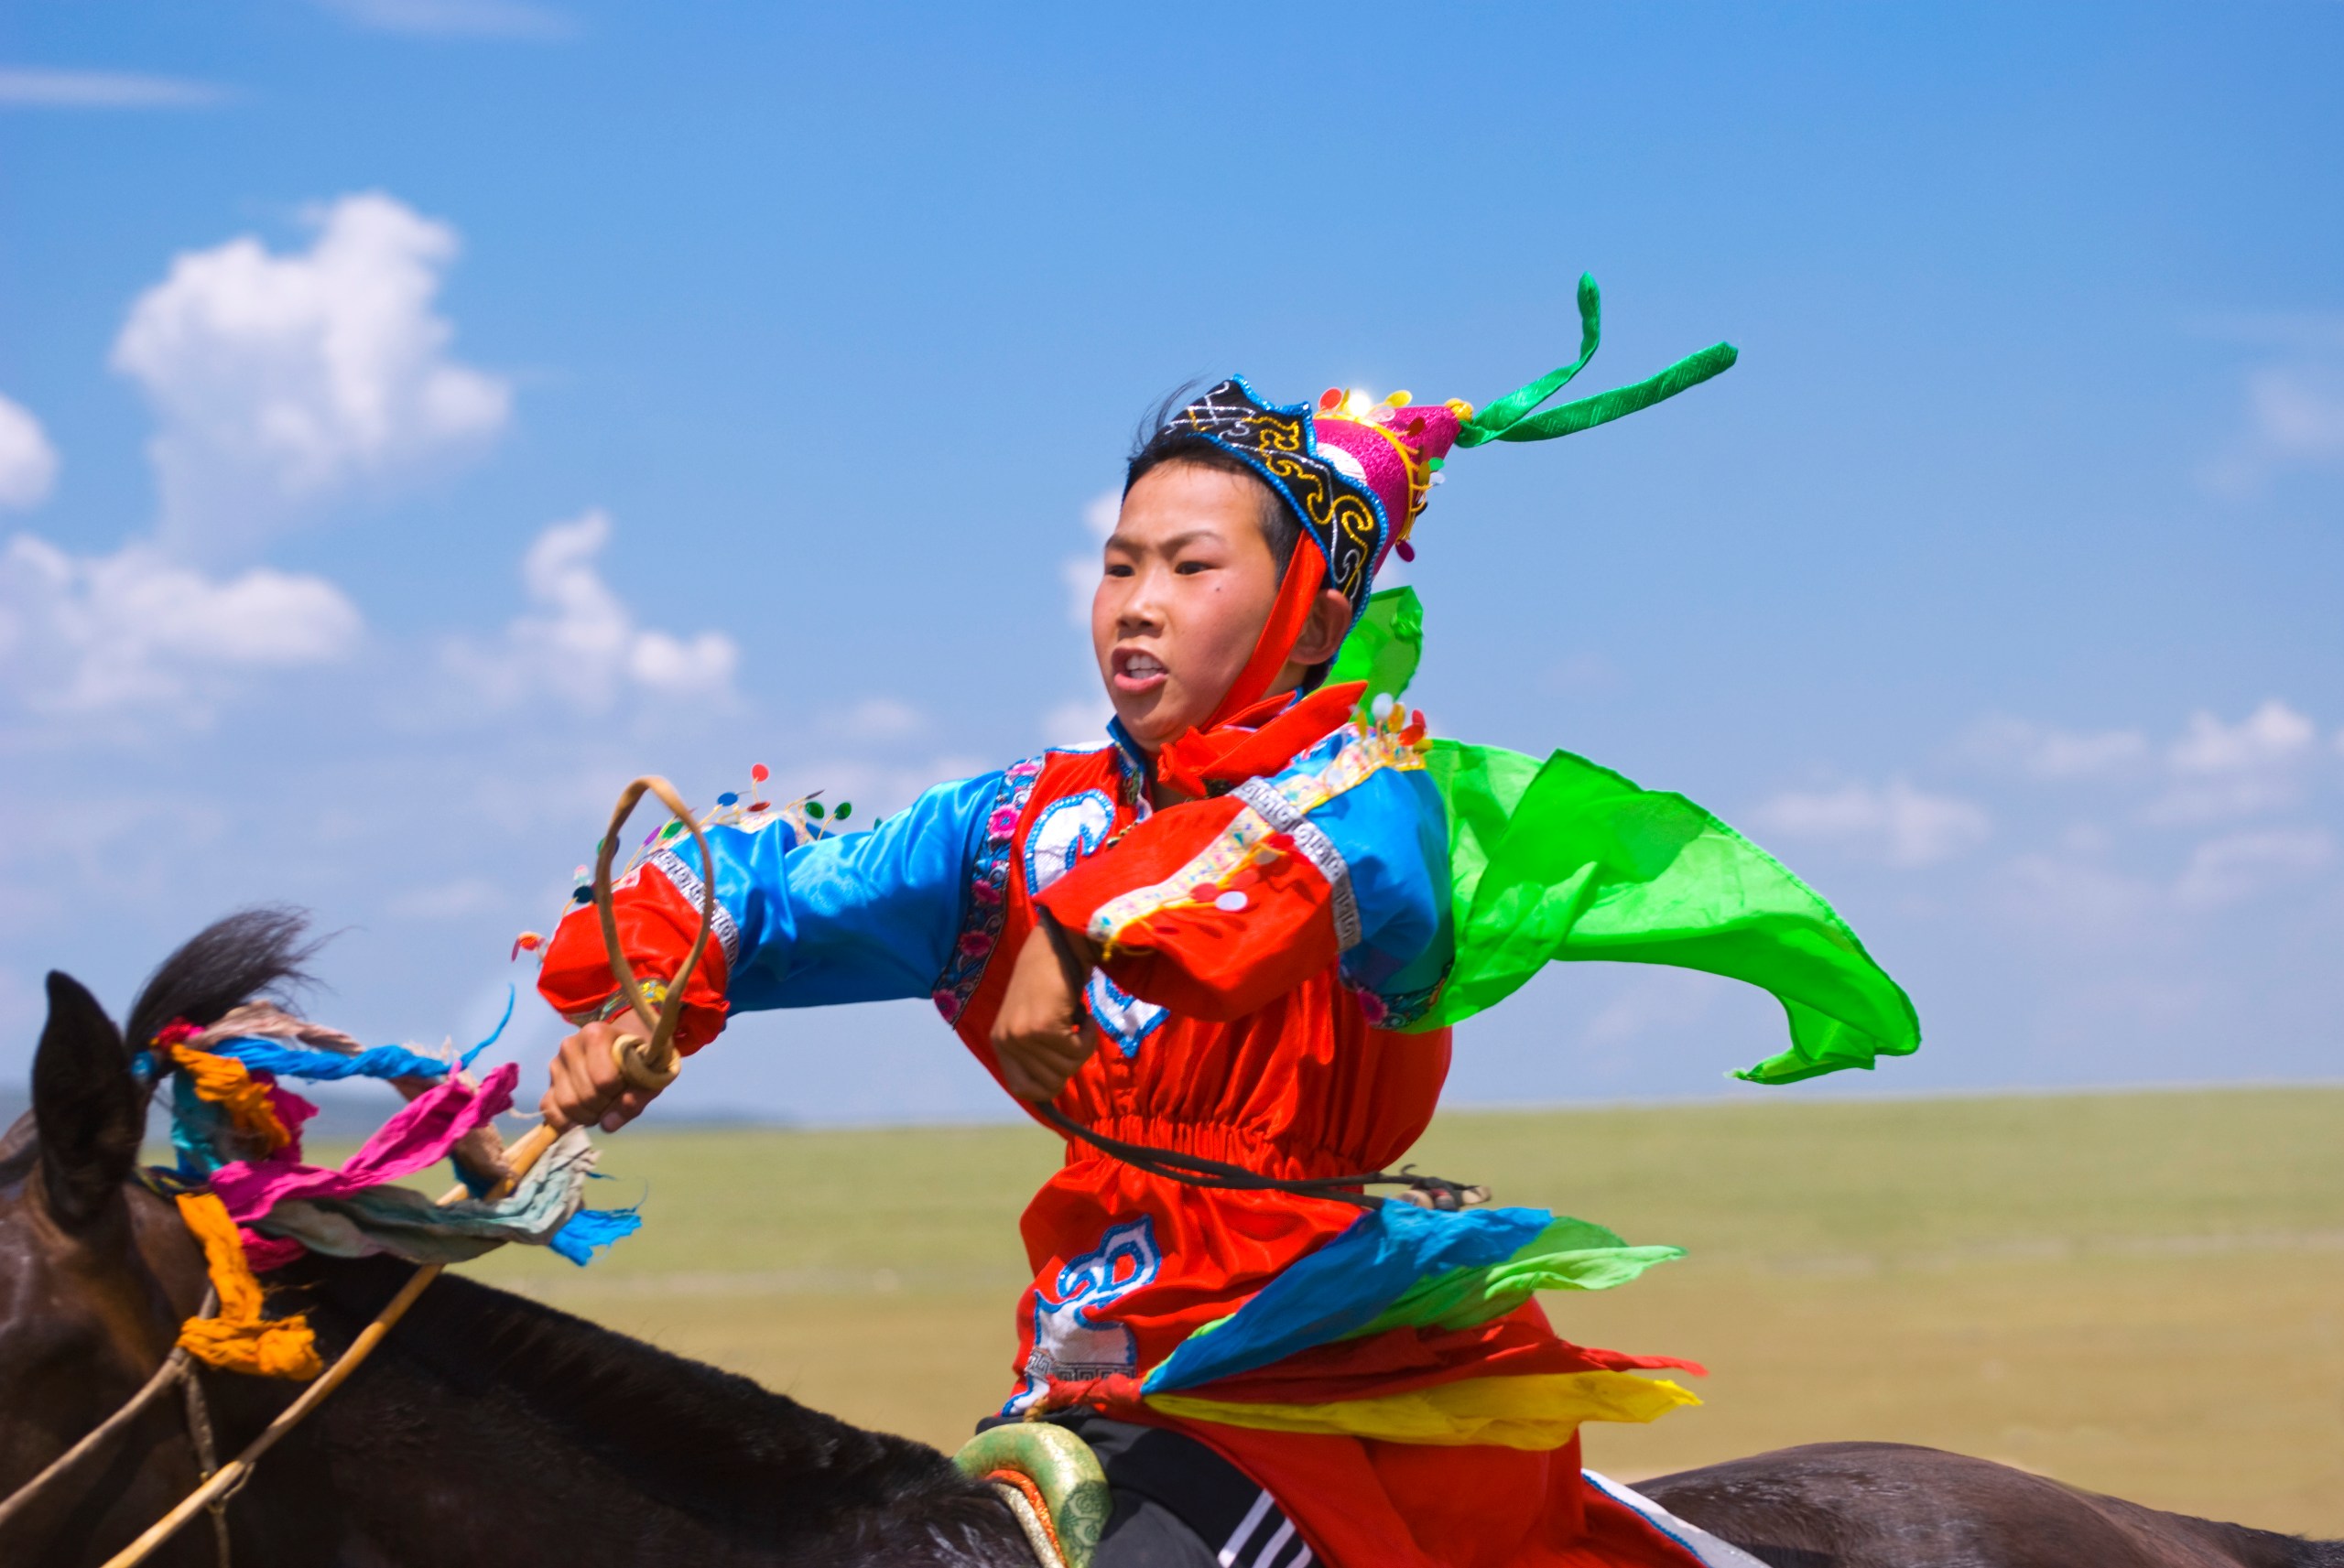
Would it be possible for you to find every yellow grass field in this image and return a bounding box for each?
[459,1087,2344,1537]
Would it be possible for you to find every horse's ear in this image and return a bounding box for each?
[32,970,143,1230]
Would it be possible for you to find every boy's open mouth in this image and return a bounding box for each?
[1112,647,1168,696]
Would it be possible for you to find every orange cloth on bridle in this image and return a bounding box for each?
[173,1191,323,1380]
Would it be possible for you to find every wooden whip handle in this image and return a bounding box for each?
[591,775,718,1092]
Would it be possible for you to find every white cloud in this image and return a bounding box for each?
[0,395,60,511]
[311,0,572,38]
[1961,714,2150,781]
[1083,490,1119,541]
[2146,699,2317,824]
[1043,490,1120,748]
[2243,366,2344,462]
[827,697,925,742]
[1995,852,2160,946]
[2204,355,2344,494]
[1042,696,1112,749]
[1542,652,1622,697]
[445,510,737,713]
[0,534,361,716]
[385,877,505,920]
[2168,698,2316,773]
[1582,968,1718,1048]
[112,191,510,556]
[0,68,226,108]
[1059,556,1097,632]
[2173,827,2335,908]
[1753,777,1991,869]
[1061,489,1118,629]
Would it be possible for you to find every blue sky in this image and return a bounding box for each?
[1,2,2338,1121]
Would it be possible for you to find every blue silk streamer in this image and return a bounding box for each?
[460,986,515,1069]
[1141,1200,1550,1394]
[210,983,514,1085]
[209,1037,453,1082]
[548,1206,643,1264]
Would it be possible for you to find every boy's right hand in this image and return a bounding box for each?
[991,921,1100,1103]
[541,1008,663,1133]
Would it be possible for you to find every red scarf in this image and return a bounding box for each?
[1155,680,1366,799]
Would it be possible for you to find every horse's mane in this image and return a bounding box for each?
[125,905,323,1052]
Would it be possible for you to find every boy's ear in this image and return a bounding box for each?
[1288,588,1356,668]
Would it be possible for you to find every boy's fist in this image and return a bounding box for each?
[991,917,1100,1103]
[542,1006,663,1132]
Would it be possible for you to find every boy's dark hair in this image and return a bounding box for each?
[1124,383,1305,578]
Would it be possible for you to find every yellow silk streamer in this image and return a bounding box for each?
[173,1192,323,1380]
[167,1043,292,1155]
[1146,1369,1698,1452]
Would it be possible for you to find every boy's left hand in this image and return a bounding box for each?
[992,916,1101,1103]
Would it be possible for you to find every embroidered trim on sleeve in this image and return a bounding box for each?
[1233,777,1361,951]
[1085,727,1422,954]
[646,848,743,967]
[933,756,1047,1025]
[1354,957,1450,1030]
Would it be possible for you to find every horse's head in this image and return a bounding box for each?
[0,911,315,1558]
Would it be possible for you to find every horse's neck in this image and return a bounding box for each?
[270,1258,1017,1568]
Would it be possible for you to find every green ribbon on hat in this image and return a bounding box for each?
[1457,273,1739,448]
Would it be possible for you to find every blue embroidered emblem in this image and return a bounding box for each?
[1084,969,1167,1058]
[1005,1216,1162,1413]
[1024,789,1115,896]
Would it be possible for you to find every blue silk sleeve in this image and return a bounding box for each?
[1310,762,1453,1001]
[667,772,999,1011]
[1246,733,1451,1009]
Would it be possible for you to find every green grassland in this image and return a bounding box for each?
[457,1087,2344,1536]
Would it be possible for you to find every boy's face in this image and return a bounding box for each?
[1091,462,1286,752]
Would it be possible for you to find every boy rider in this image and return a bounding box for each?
[531,306,1915,1567]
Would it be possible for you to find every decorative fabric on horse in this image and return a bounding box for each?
[151,1000,640,1379]
[172,1191,324,1380]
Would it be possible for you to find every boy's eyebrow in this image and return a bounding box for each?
[1106,528,1222,553]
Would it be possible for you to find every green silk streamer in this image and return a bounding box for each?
[1341,1217,1685,1341]
[1456,271,1737,449]
[1327,585,1424,701]
[1414,740,1922,1085]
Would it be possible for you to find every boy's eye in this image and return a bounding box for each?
[1104,562,1134,578]
[1174,560,1212,575]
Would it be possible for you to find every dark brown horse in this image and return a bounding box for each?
[3,913,2336,1568]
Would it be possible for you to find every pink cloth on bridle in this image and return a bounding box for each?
[209,1063,519,1226]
